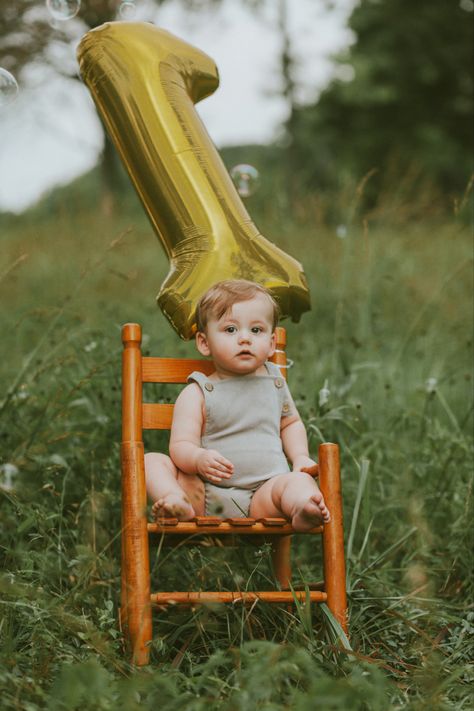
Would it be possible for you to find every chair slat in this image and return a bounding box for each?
[142,403,174,430]
[150,591,327,605]
[142,357,215,383]
[194,516,224,526]
[147,521,324,535]
[259,518,287,527]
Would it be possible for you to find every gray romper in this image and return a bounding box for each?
[188,362,296,517]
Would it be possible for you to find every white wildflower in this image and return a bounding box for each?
[319,379,330,407]
[0,462,19,490]
[50,454,68,468]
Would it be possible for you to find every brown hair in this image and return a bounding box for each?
[196,280,279,332]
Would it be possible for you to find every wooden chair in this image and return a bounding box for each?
[120,322,347,665]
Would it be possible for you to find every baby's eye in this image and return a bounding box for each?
[225,326,237,334]
[251,326,263,334]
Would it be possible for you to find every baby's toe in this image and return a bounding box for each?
[152,499,170,519]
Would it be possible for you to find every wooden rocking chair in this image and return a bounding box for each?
[120,322,347,665]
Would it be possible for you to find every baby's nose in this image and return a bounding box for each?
[238,330,251,343]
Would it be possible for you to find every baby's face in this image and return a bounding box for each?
[196,295,276,377]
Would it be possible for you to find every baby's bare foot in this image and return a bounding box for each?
[152,493,195,521]
[291,492,331,532]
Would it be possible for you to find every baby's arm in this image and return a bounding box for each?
[280,391,316,471]
[169,384,234,483]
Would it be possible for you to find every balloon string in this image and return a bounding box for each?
[274,351,294,369]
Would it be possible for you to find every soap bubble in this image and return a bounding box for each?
[46,0,81,21]
[119,1,137,19]
[230,164,260,197]
[0,68,19,108]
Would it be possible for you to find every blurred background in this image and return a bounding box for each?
[1,0,472,214]
[0,3,473,708]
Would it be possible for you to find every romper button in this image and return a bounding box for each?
[282,402,290,414]
[274,378,284,388]
[204,382,214,392]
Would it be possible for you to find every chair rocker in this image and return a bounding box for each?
[120,322,347,665]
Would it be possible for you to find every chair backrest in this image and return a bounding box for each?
[121,323,288,441]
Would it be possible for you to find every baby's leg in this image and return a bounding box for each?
[250,472,330,532]
[144,452,204,520]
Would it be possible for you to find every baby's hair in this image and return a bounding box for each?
[196,279,280,333]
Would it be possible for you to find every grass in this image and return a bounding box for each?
[0,167,473,709]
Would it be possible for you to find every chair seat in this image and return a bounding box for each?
[147,517,324,536]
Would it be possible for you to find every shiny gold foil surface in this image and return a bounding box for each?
[77,22,310,339]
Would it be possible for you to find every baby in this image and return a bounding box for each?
[145,279,330,532]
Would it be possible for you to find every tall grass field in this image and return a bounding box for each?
[0,167,472,709]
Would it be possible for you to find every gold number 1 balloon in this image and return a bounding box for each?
[77,22,310,339]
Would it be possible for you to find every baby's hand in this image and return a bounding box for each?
[196,449,234,483]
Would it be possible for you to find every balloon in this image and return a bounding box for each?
[77,22,310,339]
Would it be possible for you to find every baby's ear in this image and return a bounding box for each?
[268,331,277,358]
[196,331,211,357]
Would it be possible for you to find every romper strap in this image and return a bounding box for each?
[265,361,284,377]
[265,362,296,417]
[187,370,213,392]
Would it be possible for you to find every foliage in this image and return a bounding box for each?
[291,0,474,197]
[0,0,244,82]
[0,169,473,708]
[0,0,229,209]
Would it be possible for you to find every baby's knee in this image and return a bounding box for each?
[281,470,313,484]
[292,470,315,482]
[269,471,311,502]
[144,452,173,479]
[286,471,318,492]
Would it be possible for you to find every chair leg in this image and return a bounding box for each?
[318,443,348,633]
[271,535,292,588]
[119,525,129,635]
[121,442,153,665]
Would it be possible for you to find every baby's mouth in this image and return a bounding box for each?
[237,350,253,357]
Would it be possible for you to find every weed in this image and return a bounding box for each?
[0,175,472,708]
